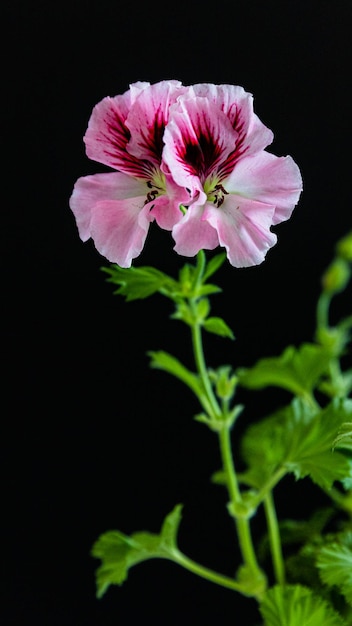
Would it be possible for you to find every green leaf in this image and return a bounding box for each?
[333,422,352,451]
[259,584,347,626]
[91,505,183,597]
[102,265,177,301]
[159,503,183,549]
[237,343,332,397]
[196,283,222,297]
[195,297,211,321]
[241,399,352,491]
[285,400,352,489]
[202,252,227,281]
[148,350,203,398]
[317,533,352,607]
[203,316,234,339]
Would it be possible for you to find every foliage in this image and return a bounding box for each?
[91,231,352,623]
[91,505,183,598]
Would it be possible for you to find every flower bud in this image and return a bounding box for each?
[322,258,350,294]
[336,231,352,262]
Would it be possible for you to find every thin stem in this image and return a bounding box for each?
[219,427,262,576]
[189,251,221,420]
[189,288,264,592]
[253,467,287,508]
[263,491,285,585]
[316,292,331,331]
[218,426,242,502]
[191,318,221,420]
[172,550,248,593]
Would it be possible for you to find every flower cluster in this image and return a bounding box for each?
[70,80,302,268]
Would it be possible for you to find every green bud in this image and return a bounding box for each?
[322,258,350,294]
[214,366,238,400]
[336,230,352,261]
[315,326,344,355]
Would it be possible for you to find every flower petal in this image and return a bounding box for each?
[150,174,191,230]
[172,202,219,257]
[126,80,186,167]
[203,195,277,267]
[192,83,274,175]
[225,151,303,224]
[69,172,153,266]
[163,94,238,194]
[83,88,151,178]
[90,199,152,267]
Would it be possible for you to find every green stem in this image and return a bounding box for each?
[172,550,248,594]
[263,491,285,585]
[188,269,264,593]
[316,292,331,330]
[190,313,263,583]
[190,251,221,420]
[218,427,262,576]
[191,318,221,420]
[253,467,287,508]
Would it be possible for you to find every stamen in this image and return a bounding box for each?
[212,183,229,208]
[144,173,166,206]
[144,189,159,205]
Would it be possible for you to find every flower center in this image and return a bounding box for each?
[144,170,166,206]
[205,181,229,208]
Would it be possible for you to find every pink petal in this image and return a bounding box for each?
[203,195,277,267]
[69,172,153,267]
[225,151,303,224]
[172,202,219,257]
[150,174,191,230]
[90,199,152,267]
[125,80,186,167]
[191,84,274,175]
[163,94,238,194]
[83,91,150,178]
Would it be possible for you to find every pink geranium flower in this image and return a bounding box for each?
[163,84,303,267]
[69,80,189,267]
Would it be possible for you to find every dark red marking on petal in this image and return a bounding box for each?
[133,104,166,164]
[181,132,224,183]
[218,113,248,179]
[98,109,154,178]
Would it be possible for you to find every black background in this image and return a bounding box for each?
[3,1,352,624]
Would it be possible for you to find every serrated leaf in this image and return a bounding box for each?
[285,400,352,489]
[317,533,352,606]
[148,350,202,397]
[241,399,352,490]
[203,316,234,339]
[333,422,352,451]
[237,343,332,397]
[102,265,177,301]
[91,505,183,597]
[259,584,346,626]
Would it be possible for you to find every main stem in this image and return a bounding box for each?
[190,315,263,586]
[218,426,262,577]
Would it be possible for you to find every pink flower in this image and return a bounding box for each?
[69,80,189,267]
[163,84,303,267]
